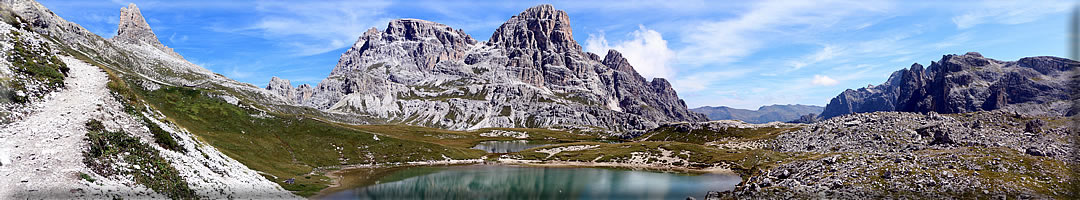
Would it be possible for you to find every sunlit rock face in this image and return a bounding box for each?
[114,3,182,59]
[821,52,1078,119]
[115,4,156,46]
[268,4,705,133]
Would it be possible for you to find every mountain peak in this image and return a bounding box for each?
[387,19,444,34]
[332,18,476,75]
[489,4,579,53]
[113,3,182,58]
[602,49,636,73]
[293,4,705,131]
[116,3,158,45]
[383,18,475,43]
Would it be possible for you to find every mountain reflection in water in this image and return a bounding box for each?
[470,140,552,153]
[323,165,741,200]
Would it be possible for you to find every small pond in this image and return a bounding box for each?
[471,140,552,153]
[321,165,741,200]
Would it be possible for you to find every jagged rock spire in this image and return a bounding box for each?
[602,49,637,74]
[116,3,159,45]
[266,76,314,105]
[113,3,181,58]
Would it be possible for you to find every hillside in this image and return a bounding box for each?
[0,2,297,198]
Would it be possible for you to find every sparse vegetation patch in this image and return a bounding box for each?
[82,119,198,199]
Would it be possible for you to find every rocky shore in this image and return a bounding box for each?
[721,111,1077,199]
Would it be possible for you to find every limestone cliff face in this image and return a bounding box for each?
[821,52,1078,119]
[490,4,579,54]
[115,4,156,46]
[488,4,581,87]
[329,19,477,75]
[268,4,705,133]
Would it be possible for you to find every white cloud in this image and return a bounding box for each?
[811,75,838,86]
[585,25,677,79]
[227,66,254,79]
[244,1,394,56]
[932,32,973,49]
[671,70,752,92]
[779,30,923,76]
[676,0,891,66]
[788,45,839,70]
[167,33,188,44]
[951,0,1073,29]
[584,32,611,55]
[549,0,710,12]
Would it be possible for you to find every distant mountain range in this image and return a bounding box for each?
[690,104,823,124]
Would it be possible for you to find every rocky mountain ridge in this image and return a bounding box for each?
[691,104,824,124]
[820,52,1077,119]
[266,4,705,133]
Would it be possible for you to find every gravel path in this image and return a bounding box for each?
[0,56,158,198]
[0,56,299,199]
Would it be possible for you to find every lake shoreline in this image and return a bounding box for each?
[313,157,738,198]
[496,158,737,175]
[313,158,486,199]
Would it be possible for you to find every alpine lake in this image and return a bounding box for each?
[317,140,742,200]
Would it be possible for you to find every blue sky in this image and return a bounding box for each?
[39,0,1075,109]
